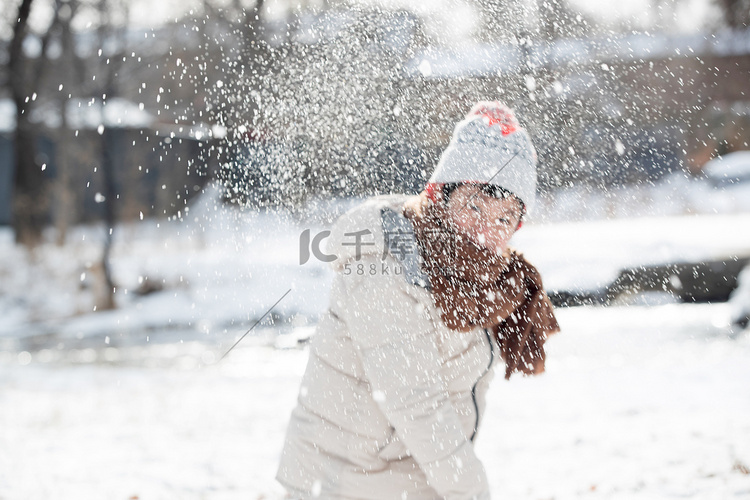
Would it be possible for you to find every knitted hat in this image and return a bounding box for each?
[429,102,538,214]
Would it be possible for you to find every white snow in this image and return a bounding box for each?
[703,151,750,184]
[0,185,336,343]
[0,340,308,500]
[513,211,750,292]
[533,170,750,223]
[480,302,750,500]
[1,302,748,499]
[407,29,750,80]
[25,97,156,130]
[729,266,750,324]
[0,98,16,133]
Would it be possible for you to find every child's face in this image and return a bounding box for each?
[445,185,522,255]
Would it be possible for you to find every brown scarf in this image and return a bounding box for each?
[403,193,561,379]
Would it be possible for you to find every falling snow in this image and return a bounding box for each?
[2,0,750,498]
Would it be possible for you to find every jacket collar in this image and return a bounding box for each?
[380,206,431,290]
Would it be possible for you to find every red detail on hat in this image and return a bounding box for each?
[468,101,518,136]
[425,182,443,203]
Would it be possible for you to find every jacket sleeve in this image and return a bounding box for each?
[334,255,490,500]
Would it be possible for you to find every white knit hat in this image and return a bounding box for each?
[429,102,538,214]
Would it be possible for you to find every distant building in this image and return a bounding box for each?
[0,97,221,226]
[403,29,750,187]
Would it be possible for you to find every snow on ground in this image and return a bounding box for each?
[533,170,750,224]
[1,302,748,499]
[515,211,750,293]
[0,186,349,346]
[479,302,750,500]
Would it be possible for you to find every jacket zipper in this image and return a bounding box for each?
[470,328,495,442]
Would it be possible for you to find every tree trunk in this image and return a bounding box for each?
[54,0,80,246]
[97,126,118,311]
[11,115,48,248]
[9,0,48,247]
[719,0,750,28]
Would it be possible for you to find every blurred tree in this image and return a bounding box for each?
[470,0,529,43]
[220,6,426,209]
[649,0,677,31]
[536,0,592,41]
[716,0,750,28]
[469,0,593,43]
[93,0,132,311]
[50,0,85,246]
[7,0,58,247]
[193,0,276,207]
[200,0,269,133]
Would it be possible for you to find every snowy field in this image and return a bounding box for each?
[2,176,750,499]
[1,302,748,499]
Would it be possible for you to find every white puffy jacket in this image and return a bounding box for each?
[276,195,497,500]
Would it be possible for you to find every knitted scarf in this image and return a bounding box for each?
[403,194,560,379]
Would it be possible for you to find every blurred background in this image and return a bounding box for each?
[1,0,749,498]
